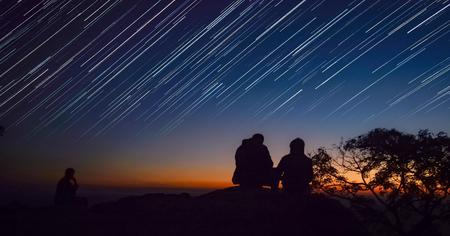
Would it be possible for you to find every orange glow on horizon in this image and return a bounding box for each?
[90,180,232,189]
[77,164,234,189]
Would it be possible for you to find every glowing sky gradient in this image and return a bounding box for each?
[1,0,449,187]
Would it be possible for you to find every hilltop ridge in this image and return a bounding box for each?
[1,187,366,236]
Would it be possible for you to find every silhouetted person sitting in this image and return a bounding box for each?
[276,138,313,194]
[232,134,273,189]
[54,168,87,207]
[232,138,250,185]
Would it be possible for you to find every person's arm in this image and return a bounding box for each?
[71,178,79,191]
[277,157,286,173]
[275,157,287,186]
[236,147,248,168]
[263,146,273,167]
[277,157,287,174]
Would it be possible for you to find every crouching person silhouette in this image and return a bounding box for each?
[276,138,313,194]
[232,134,273,189]
[54,168,88,207]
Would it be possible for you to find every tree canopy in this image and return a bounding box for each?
[312,128,450,236]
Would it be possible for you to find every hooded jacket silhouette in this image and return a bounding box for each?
[277,138,313,193]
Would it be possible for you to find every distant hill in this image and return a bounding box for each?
[0,187,367,236]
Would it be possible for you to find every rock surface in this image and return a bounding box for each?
[0,187,367,236]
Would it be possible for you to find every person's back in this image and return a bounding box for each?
[55,177,77,206]
[232,139,251,185]
[277,138,313,194]
[233,134,273,188]
[249,143,272,172]
[246,134,273,187]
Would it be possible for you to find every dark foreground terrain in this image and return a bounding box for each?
[0,187,366,236]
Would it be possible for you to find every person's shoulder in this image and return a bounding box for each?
[59,177,70,183]
[278,155,290,167]
[260,144,270,152]
[56,178,66,186]
[280,154,292,161]
[285,153,294,158]
[303,154,312,162]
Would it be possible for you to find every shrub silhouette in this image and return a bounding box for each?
[312,128,450,236]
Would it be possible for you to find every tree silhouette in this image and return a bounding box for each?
[312,128,450,236]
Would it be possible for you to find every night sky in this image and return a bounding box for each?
[1,0,449,188]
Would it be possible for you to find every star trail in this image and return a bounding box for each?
[0,0,449,142]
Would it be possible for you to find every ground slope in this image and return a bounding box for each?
[0,187,366,236]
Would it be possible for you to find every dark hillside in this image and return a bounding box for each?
[0,187,366,236]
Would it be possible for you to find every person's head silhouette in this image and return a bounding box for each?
[252,133,264,145]
[290,138,305,154]
[242,138,250,145]
[65,168,75,178]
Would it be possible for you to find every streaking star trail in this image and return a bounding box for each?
[0,0,449,141]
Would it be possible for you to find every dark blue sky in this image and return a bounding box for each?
[1,0,449,186]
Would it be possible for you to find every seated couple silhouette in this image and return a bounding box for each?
[232,133,313,194]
